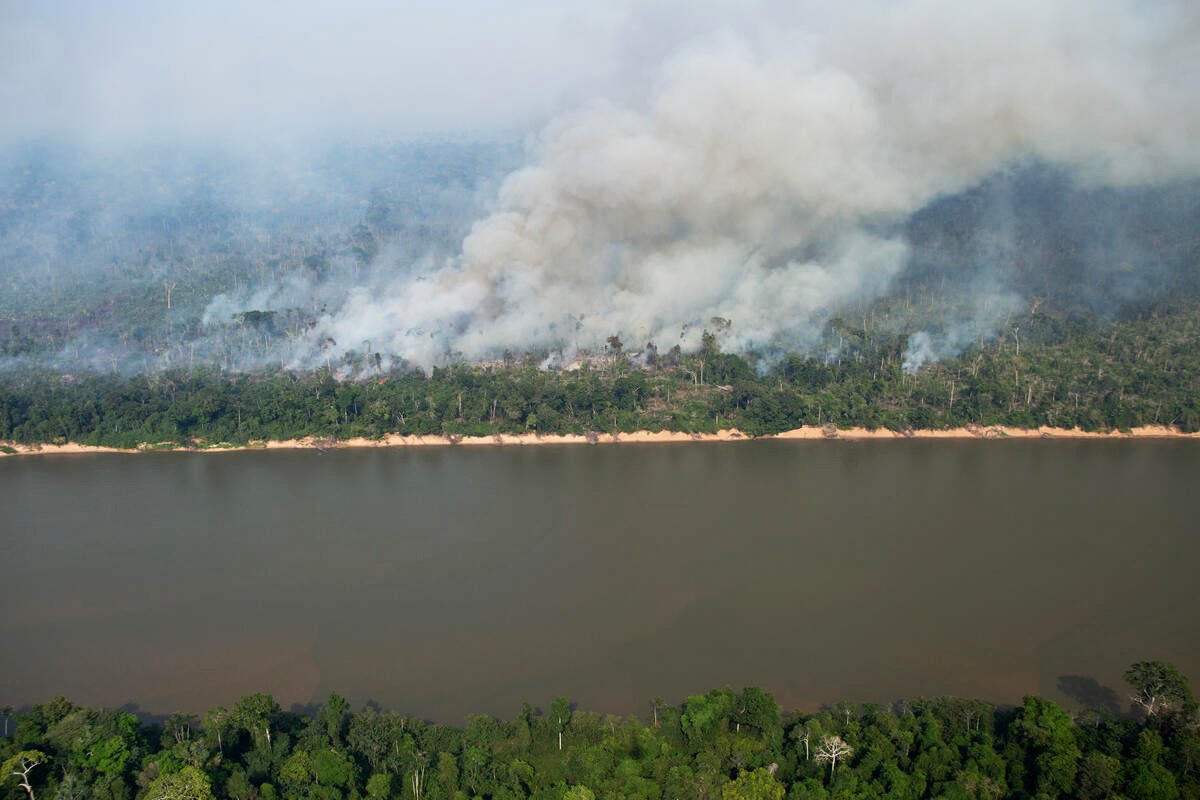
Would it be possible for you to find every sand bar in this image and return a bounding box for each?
[3,424,1198,457]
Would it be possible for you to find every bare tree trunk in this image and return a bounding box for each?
[10,759,39,800]
[412,766,424,800]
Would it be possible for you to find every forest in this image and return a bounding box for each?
[2,662,1196,800]
[2,145,1200,449]
[2,297,1200,450]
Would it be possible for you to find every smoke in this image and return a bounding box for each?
[901,292,1023,373]
[239,0,1199,371]
[0,0,629,144]
[0,136,522,375]
[5,1,1196,375]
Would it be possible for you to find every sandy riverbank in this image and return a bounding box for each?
[776,424,1200,440]
[2,424,1198,457]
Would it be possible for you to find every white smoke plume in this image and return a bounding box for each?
[901,290,1023,374]
[234,0,1200,371]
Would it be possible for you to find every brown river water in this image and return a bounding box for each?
[1,440,1196,722]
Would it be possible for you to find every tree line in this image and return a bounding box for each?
[3,662,1196,800]
[2,301,1200,449]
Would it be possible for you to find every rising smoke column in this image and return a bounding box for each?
[287,0,1200,371]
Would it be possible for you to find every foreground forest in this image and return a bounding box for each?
[2,299,1199,449]
[3,662,1196,800]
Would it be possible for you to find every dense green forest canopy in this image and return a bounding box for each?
[2,662,1196,800]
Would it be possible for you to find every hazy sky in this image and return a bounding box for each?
[0,0,792,144]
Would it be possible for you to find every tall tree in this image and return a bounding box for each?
[814,735,853,781]
[319,693,350,747]
[3,751,48,800]
[145,765,215,800]
[1125,661,1195,718]
[203,707,232,754]
[551,697,572,751]
[231,694,280,751]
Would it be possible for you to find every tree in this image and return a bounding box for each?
[86,731,134,777]
[793,725,812,761]
[551,697,572,751]
[1012,696,1081,799]
[203,706,232,754]
[957,770,1004,800]
[347,709,404,772]
[365,772,393,800]
[1125,661,1194,718]
[279,750,313,790]
[3,751,48,800]
[231,694,279,751]
[650,697,664,728]
[313,749,355,788]
[225,767,255,800]
[814,735,853,781]
[164,713,197,746]
[720,768,784,800]
[423,750,452,795]
[1124,730,1180,800]
[734,687,779,736]
[319,692,350,746]
[410,750,428,800]
[1075,753,1120,800]
[681,689,737,748]
[145,765,215,800]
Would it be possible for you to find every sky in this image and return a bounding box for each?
[0,0,773,143]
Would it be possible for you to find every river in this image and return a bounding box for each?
[1,440,1196,722]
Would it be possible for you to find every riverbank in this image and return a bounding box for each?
[3,424,1198,457]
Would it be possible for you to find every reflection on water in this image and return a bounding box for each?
[1,441,1196,721]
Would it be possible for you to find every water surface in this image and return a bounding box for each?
[1,441,1196,721]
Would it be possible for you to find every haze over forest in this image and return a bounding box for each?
[2,0,1198,377]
